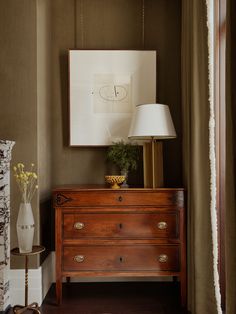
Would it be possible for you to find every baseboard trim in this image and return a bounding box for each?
[0,304,11,314]
[9,251,55,306]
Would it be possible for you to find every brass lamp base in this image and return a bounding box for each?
[143,141,163,188]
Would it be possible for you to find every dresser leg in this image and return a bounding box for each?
[180,273,187,308]
[56,279,62,305]
[173,276,178,282]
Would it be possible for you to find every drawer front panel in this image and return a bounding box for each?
[63,245,180,271]
[63,213,178,239]
[54,190,184,207]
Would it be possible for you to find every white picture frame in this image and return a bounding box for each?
[69,50,156,146]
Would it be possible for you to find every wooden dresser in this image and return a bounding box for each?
[53,185,186,306]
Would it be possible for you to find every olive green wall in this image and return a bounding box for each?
[51,0,182,188]
[0,0,52,268]
[37,0,52,201]
[36,0,53,263]
[0,0,39,268]
[0,0,182,269]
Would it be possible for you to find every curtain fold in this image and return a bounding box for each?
[182,0,219,312]
[225,0,236,313]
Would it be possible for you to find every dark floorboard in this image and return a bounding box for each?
[43,282,186,314]
[9,282,187,314]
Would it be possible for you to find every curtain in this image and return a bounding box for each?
[225,0,236,313]
[182,0,219,313]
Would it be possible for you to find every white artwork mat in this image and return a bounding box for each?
[69,50,156,146]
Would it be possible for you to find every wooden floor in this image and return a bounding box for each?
[9,282,187,314]
[42,282,186,314]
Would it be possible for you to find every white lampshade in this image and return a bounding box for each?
[128,103,177,140]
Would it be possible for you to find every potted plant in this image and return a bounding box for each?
[107,140,140,187]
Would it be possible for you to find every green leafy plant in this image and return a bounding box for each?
[107,140,140,173]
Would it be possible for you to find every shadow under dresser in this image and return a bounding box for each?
[53,185,186,307]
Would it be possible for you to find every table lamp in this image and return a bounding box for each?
[128,103,176,188]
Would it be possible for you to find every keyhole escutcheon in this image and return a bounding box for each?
[117,196,123,202]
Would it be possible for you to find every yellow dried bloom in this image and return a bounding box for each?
[13,162,38,203]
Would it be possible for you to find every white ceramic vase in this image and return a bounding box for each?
[121,169,129,188]
[16,202,35,253]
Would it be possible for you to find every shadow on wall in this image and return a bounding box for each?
[40,199,55,264]
[60,51,69,147]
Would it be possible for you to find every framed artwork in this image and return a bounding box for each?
[69,50,156,146]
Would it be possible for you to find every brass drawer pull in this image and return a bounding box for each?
[74,255,85,263]
[117,196,123,202]
[157,222,168,230]
[74,222,84,230]
[158,254,168,263]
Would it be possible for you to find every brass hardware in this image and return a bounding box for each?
[117,196,123,202]
[74,255,84,263]
[74,222,84,230]
[158,254,168,263]
[55,193,72,206]
[157,222,168,230]
[119,257,123,262]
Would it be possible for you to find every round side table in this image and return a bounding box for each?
[11,245,45,314]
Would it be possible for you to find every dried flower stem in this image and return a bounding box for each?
[13,163,38,203]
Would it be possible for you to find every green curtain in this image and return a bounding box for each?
[226,0,236,313]
[182,0,218,313]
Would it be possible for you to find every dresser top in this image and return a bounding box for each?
[53,184,184,192]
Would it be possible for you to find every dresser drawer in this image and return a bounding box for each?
[63,245,180,271]
[54,190,184,207]
[63,213,179,239]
